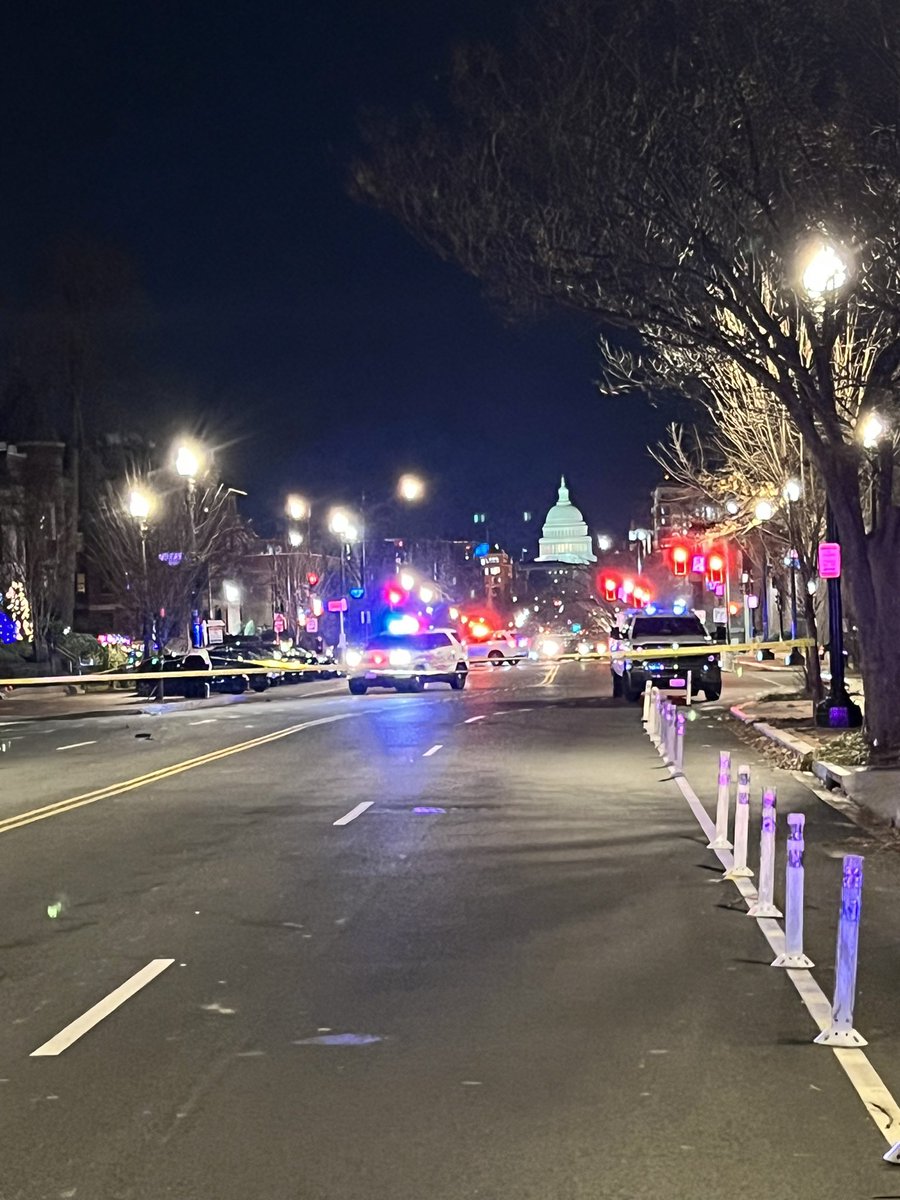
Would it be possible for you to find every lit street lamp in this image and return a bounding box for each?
[397,473,426,503]
[783,479,802,503]
[328,508,359,661]
[127,487,155,661]
[288,528,304,548]
[799,239,861,728]
[596,534,613,552]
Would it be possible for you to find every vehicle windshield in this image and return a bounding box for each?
[631,616,707,638]
[368,633,448,651]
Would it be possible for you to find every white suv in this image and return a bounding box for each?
[465,629,527,664]
[347,629,468,694]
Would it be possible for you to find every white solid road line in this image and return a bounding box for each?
[56,741,97,751]
[30,959,175,1057]
[189,719,218,725]
[333,801,374,827]
[666,752,900,1148]
[422,744,443,757]
[463,715,486,724]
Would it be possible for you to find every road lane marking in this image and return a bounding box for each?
[0,714,354,837]
[422,744,443,757]
[333,801,374,826]
[189,719,217,725]
[30,959,174,1056]
[463,715,486,724]
[56,741,97,751]
[667,753,900,1147]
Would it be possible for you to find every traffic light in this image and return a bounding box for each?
[306,572,319,588]
[311,596,324,617]
[385,584,407,607]
[632,586,646,608]
[602,575,618,602]
[708,552,725,586]
[671,544,689,577]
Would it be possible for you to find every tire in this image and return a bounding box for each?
[625,685,643,703]
[252,680,268,693]
[348,679,367,695]
[703,686,722,702]
[488,650,503,665]
[405,675,424,693]
[611,671,623,698]
[450,671,467,690]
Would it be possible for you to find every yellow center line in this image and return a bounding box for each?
[0,714,353,836]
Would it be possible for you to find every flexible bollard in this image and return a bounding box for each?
[707,751,733,850]
[642,680,653,725]
[772,813,813,968]
[747,787,782,918]
[686,670,693,707]
[665,702,676,764]
[815,855,866,1047]
[674,711,686,774]
[650,688,661,744]
[723,764,753,879]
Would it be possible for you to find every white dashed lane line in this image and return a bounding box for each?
[30,959,175,1057]
[56,741,97,752]
[189,719,218,726]
[333,801,374,827]
[463,715,486,724]
[422,744,443,757]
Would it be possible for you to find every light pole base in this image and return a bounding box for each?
[815,694,863,729]
[771,951,813,969]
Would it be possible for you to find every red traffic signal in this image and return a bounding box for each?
[671,544,689,577]
[602,574,618,602]
[385,584,407,607]
[707,551,725,586]
[306,572,319,588]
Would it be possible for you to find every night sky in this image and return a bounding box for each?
[0,1,669,541]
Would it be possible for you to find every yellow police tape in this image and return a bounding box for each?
[0,661,334,688]
[556,637,815,663]
[0,637,814,689]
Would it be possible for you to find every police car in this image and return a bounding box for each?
[610,611,722,702]
[346,629,468,694]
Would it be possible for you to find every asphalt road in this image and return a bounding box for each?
[0,660,898,1198]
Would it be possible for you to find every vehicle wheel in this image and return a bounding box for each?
[624,675,644,703]
[192,681,210,700]
[252,680,268,693]
[348,679,367,695]
[611,671,623,698]
[703,686,722,702]
[488,650,504,665]
[450,671,467,690]
[405,675,424,693]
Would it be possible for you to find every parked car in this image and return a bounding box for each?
[134,651,251,698]
[465,628,527,664]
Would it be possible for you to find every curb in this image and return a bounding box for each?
[729,703,863,801]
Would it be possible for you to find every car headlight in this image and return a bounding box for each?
[345,649,362,668]
[541,639,560,658]
[389,649,412,666]
[595,640,608,655]
[577,642,591,656]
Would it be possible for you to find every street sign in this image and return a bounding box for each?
[327,598,348,613]
[712,606,727,624]
[348,587,365,600]
[473,542,490,558]
[305,617,318,633]
[691,553,706,574]
[206,619,225,645]
[273,612,286,634]
[818,541,842,578]
[747,594,759,609]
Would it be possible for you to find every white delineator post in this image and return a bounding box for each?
[723,764,753,879]
[747,787,782,918]
[815,854,866,1047]
[674,710,686,774]
[772,813,814,968]
[649,687,661,744]
[665,702,677,763]
[642,680,653,725]
[686,669,693,707]
[707,751,733,850]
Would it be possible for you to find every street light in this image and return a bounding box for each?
[725,498,741,515]
[126,487,155,661]
[128,489,153,522]
[286,494,308,521]
[329,508,350,536]
[783,479,802,503]
[397,473,426,503]
[800,239,850,300]
[174,442,202,482]
[288,528,303,548]
[795,238,861,728]
[596,534,613,552]
[754,499,775,521]
[859,412,887,449]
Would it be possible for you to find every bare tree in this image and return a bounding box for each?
[355,0,900,758]
[89,474,250,652]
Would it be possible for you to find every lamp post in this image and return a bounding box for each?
[128,488,154,660]
[796,239,862,728]
[329,508,359,661]
[175,440,204,648]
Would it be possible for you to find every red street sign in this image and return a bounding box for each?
[818,542,842,579]
[691,553,706,575]
[273,612,286,633]
[327,598,348,613]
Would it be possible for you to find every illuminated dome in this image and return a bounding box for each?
[535,476,596,564]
